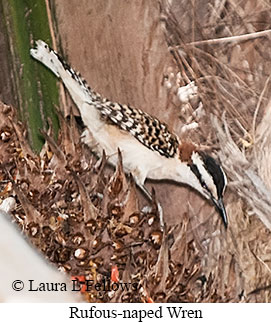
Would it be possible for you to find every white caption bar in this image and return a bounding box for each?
[0,303,269,323]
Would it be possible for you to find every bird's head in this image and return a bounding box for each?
[178,143,228,227]
[189,151,228,227]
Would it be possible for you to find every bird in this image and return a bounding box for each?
[30,40,228,228]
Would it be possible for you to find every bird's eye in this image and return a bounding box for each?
[202,182,208,190]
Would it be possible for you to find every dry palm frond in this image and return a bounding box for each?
[160,0,271,302]
[212,112,271,230]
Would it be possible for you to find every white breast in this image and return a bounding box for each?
[81,121,176,186]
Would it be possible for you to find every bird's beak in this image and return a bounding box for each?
[212,197,228,228]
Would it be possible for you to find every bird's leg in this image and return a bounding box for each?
[138,184,165,231]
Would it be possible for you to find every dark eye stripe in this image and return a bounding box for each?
[199,153,225,198]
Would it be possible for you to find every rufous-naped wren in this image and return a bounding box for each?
[30,40,228,227]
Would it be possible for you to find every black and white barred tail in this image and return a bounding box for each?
[30,40,179,158]
[30,40,100,103]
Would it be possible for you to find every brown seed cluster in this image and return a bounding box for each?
[0,102,215,302]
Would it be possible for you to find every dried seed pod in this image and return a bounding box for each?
[148,215,156,226]
[2,104,11,114]
[71,192,78,199]
[110,203,123,217]
[77,260,89,267]
[92,238,101,249]
[93,257,103,267]
[28,189,40,201]
[112,240,124,251]
[71,233,85,246]
[58,263,72,273]
[62,263,72,272]
[129,213,140,225]
[86,219,97,234]
[74,248,88,260]
[114,224,132,238]
[111,254,117,260]
[54,247,71,263]
[150,231,162,247]
[0,131,11,142]
[54,231,66,246]
[28,222,39,237]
